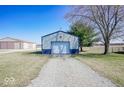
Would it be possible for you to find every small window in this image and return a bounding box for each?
[59,36,62,38]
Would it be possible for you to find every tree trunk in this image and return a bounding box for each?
[104,42,109,54]
[80,46,83,52]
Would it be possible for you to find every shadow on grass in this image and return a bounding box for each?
[22,51,43,56]
[72,52,120,58]
[72,51,124,60]
[28,51,42,55]
[71,53,104,58]
[114,51,124,54]
[79,53,104,58]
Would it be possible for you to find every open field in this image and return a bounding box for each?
[82,46,124,54]
[0,49,38,54]
[0,47,123,87]
[0,49,13,53]
[73,48,124,86]
[0,51,48,87]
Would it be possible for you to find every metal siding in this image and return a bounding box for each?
[0,38,17,41]
[0,41,25,49]
[51,41,70,54]
[22,42,36,49]
[0,42,14,49]
[42,32,78,50]
[8,42,14,49]
[14,42,20,49]
[0,42,7,49]
[0,37,36,49]
[42,49,51,54]
[70,49,79,54]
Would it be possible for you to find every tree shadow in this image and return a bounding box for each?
[28,51,42,55]
[71,53,105,58]
[80,50,87,52]
[114,51,124,54]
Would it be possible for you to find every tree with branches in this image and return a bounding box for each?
[68,21,100,52]
[65,5,124,54]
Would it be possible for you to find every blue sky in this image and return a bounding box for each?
[0,5,71,44]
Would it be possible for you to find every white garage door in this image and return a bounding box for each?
[51,42,70,54]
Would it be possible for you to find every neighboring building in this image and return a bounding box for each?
[93,43,124,47]
[0,37,36,49]
[36,44,42,50]
[41,31,79,54]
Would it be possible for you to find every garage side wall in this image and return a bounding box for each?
[23,43,36,49]
[0,41,22,49]
[42,32,79,54]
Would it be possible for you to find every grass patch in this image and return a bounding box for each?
[0,51,48,87]
[73,53,124,86]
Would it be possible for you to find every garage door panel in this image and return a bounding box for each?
[0,42,7,49]
[0,42,14,49]
[51,42,70,54]
[8,42,14,49]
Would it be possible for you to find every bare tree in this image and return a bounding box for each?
[65,5,124,54]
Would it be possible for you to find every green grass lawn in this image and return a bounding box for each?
[73,53,124,86]
[0,51,48,87]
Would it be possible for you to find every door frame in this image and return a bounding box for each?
[51,41,70,54]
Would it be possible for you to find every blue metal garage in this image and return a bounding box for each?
[41,31,79,54]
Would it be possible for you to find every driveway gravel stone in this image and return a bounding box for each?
[29,56,115,87]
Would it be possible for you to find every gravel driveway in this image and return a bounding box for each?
[29,56,115,87]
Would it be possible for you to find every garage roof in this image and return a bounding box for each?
[42,31,78,38]
[0,37,35,44]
